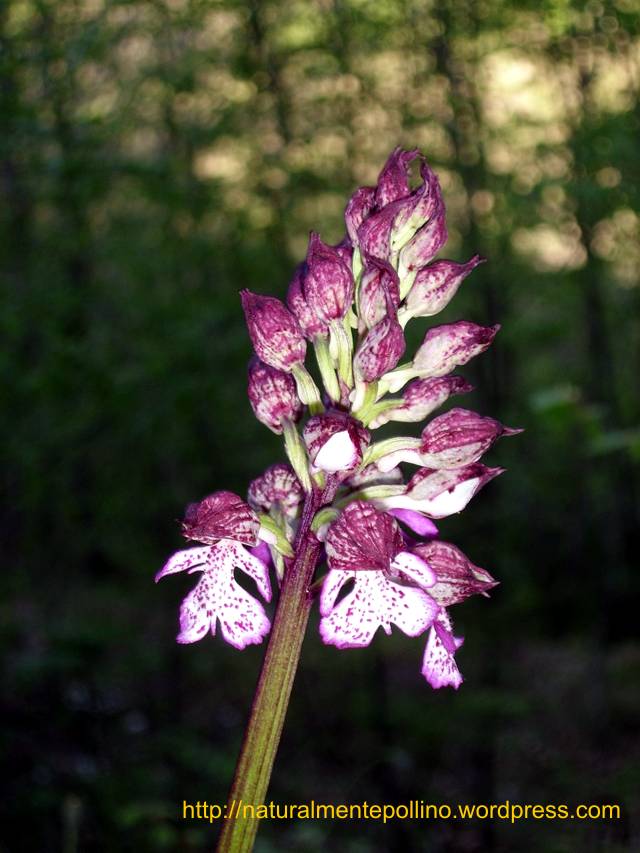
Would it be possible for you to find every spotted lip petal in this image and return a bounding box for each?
[247,358,302,434]
[241,290,306,372]
[248,463,303,518]
[325,501,403,573]
[182,491,259,546]
[156,540,272,649]
[155,545,211,583]
[412,540,498,606]
[303,232,354,323]
[319,568,438,649]
[421,611,464,689]
[417,407,521,469]
[413,321,500,378]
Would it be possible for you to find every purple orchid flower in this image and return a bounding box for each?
[157,492,273,647]
[320,502,438,648]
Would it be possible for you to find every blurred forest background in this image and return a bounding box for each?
[2,0,640,850]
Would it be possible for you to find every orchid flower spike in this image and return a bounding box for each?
[157,146,519,694]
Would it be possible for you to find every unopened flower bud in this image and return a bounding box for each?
[370,376,474,428]
[241,289,306,372]
[358,256,400,330]
[413,321,500,378]
[247,358,302,434]
[303,412,370,474]
[397,201,448,282]
[304,232,354,323]
[334,236,354,268]
[345,186,375,244]
[403,256,485,320]
[182,491,259,545]
[286,264,328,340]
[354,310,406,383]
[374,147,419,207]
[357,201,401,264]
[248,463,303,519]
[389,159,445,254]
[373,463,504,518]
[418,407,522,469]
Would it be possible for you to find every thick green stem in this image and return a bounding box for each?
[216,486,330,852]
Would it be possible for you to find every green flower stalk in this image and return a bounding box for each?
[155,147,520,852]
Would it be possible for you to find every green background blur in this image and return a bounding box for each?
[2,0,639,850]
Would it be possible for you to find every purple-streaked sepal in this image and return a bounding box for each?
[325,501,403,572]
[370,375,474,428]
[303,232,354,323]
[334,236,354,269]
[358,256,400,330]
[413,321,500,378]
[389,159,445,254]
[353,307,406,382]
[374,147,419,207]
[182,491,259,546]
[403,256,485,319]
[357,201,403,263]
[345,186,376,245]
[247,358,303,434]
[397,200,448,280]
[156,540,271,649]
[303,412,370,474]
[373,464,504,518]
[241,290,306,372]
[248,463,303,519]
[286,264,329,340]
[412,540,498,606]
[319,568,438,649]
[418,407,522,469]
[421,610,464,689]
